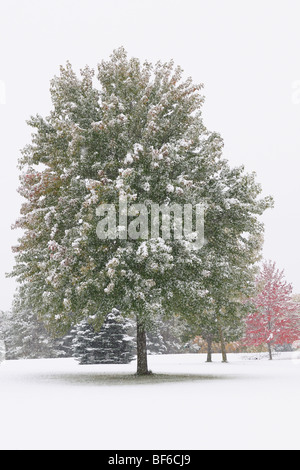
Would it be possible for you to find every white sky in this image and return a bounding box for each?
[0,0,300,311]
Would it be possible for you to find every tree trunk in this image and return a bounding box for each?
[206,336,213,363]
[136,321,150,375]
[218,323,228,363]
[267,342,273,361]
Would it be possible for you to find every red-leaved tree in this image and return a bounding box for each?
[244,261,300,359]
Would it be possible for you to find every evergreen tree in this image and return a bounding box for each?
[72,309,135,364]
[146,320,168,355]
[71,318,101,365]
[98,310,135,364]
[146,315,188,355]
[10,48,272,375]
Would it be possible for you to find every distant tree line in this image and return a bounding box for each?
[0,303,192,364]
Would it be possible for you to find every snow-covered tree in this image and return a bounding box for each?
[146,323,167,356]
[184,303,245,362]
[156,315,189,354]
[10,48,272,375]
[0,311,6,362]
[72,309,135,365]
[97,310,135,364]
[71,318,102,365]
[126,315,188,355]
[2,296,72,360]
[244,261,300,359]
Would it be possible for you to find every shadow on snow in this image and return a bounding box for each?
[40,372,235,387]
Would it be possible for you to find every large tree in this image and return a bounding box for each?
[10,48,272,374]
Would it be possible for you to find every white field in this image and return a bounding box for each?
[0,352,300,450]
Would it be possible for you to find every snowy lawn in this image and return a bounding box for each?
[0,352,300,450]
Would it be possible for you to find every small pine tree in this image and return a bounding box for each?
[72,309,135,365]
[71,318,103,365]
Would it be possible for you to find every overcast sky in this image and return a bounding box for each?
[0,0,300,311]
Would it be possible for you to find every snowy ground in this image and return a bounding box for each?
[0,352,300,450]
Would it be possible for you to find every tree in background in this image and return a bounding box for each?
[180,161,272,363]
[185,305,245,362]
[243,261,300,360]
[2,295,71,360]
[0,311,6,362]
[144,315,189,355]
[9,48,272,375]
[71,318,103,365]
[72,309,135,365]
